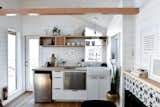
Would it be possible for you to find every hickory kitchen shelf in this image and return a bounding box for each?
[39,35,107,47]
[41,45,85,47]
[39,36,85,47]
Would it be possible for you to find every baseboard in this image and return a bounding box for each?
[2,89,25,106]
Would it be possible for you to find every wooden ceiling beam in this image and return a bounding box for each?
[0,8,139,15]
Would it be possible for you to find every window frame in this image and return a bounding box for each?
[7,30,18,94]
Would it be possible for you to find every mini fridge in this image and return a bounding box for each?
[34,71,52,103]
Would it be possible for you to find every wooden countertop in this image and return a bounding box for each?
[32,67,87,72]
[124,71,160,93]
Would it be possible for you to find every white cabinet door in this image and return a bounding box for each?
[87,76,109,100]
[98,78,108,100]
[53,90,64,100]
[87,67,110,100]
[87,75,99,100]
[98,72,110,100]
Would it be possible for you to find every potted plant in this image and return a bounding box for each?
[107,63,120,103]
[52,26,61,36]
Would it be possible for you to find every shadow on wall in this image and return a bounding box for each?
[0,99,3,107]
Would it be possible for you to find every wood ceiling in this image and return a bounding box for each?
[0,8,139,15]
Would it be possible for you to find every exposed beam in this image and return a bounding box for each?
[0,8,139,15]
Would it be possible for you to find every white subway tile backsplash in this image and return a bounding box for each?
[39,47,85,67]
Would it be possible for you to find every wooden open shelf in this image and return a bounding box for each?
[42,45,85,47]
[39,35,108,47]
[39,36,85,47]
[65,36,85,39]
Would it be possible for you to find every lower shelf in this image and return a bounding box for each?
[40,45,85,47]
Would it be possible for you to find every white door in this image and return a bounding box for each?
[25,36,39,91]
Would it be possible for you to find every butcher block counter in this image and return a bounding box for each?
[32,67,87,72]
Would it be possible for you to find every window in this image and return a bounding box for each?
[85,27,103,37]
[8,31,17,93]
[85,46,103,62]
[111,33,120,65]
[84,27,105,62]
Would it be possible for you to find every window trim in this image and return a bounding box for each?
[7,30,18,95]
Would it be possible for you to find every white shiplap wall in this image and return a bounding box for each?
[135,0,160,72]
[22,15,106,36]
[0,0,23,102]
[0,30,8,99]
[20,0,120,8]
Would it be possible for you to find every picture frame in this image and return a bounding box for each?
[150,55,160,82]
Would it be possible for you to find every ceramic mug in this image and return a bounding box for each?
[71,42,75,46]
[67,42,71,46]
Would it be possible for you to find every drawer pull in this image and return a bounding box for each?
[55,88,61,90]
[54,77,62,78]
[72,90,78,91]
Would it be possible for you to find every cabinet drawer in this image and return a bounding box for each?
[53,90,87,101]
[52,72,63,77]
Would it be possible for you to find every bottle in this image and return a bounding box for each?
[50,54,56,67]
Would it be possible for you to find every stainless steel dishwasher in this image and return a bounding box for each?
[64,72,86,90]
[34,71,52,103]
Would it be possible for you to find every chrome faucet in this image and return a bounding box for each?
[56,58,66,67]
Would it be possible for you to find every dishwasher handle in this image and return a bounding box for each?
[34,72,52,80]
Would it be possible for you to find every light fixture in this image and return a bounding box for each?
[6,13,17,16]
[28,13,40,16]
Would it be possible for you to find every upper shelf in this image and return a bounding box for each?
[39,35,107,47]
[39,35,108,39]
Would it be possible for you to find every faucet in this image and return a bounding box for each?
[56,58,66,67]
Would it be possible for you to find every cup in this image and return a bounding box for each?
[72,42,75,46]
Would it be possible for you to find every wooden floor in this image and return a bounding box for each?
[5,92,81,107]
